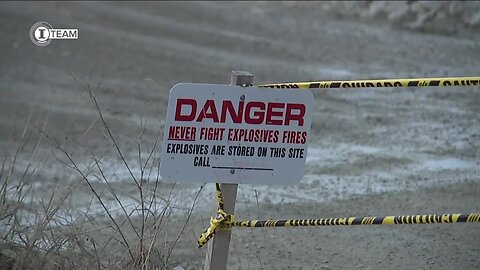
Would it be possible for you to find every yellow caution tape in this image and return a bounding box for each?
[232,213,480,228]
[254,76,480,89]
[197,208,235,248]
[197,76,480,247]
[197,183,235,248]
[197,184,480,248]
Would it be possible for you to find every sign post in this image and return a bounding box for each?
[204,71,253,270]
[159,70,313,269]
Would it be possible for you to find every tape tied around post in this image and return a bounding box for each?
[197,184,236,248]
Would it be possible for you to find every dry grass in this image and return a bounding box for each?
[0,75,200,269]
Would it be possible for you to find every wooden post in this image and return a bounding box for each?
[204,71,254,270]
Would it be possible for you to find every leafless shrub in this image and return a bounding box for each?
[0,75,200,269]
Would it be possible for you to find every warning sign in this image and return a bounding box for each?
[160,83,314,185]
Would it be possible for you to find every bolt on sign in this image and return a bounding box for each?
[160,83,314,185]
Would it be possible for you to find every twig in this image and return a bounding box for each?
[38,129,135,261]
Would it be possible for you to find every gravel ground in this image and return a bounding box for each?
[0,1,479,269]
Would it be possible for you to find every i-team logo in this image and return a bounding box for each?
[30,21,78,46]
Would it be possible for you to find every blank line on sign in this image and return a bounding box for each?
[212,166,273,171]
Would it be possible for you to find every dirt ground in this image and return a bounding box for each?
[1,1,479,269]
[168,181,480,269]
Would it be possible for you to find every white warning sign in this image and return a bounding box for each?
[160,83,314,185]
